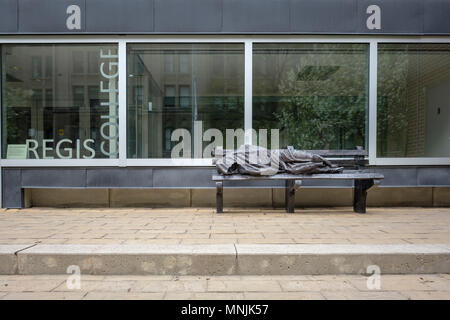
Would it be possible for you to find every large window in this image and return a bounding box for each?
[377,43,450,158]
[127,43,244,158]
[253,43,369,150]
[1,44,118,159]
[1,39,449,165]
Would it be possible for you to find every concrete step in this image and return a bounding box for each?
[1,244,449,275]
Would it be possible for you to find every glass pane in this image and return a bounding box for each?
[253,43,369,150]
[179,85,190,108]
[127,43,244,158]
[378,43,450,157]
[1,44,119,159]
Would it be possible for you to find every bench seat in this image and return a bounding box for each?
[212,147,384,214]
[213,172,384,182]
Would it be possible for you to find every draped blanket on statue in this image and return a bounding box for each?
[216,145,344,176]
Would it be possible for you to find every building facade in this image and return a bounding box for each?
[1,0,449,208]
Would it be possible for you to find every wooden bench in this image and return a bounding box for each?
[212,146,384,214]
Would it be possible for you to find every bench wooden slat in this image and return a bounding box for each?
[324,159,368,166]
[213,172,384,181]
[214,148,368,158]
[303,150,367,157]
[212,159,368,166]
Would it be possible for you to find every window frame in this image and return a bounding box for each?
[0,38,123,167]
[0,35,449,168]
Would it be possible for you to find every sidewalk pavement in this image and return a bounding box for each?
[1,207,449,245]
[1,207,449,299]
[0,274,449,300]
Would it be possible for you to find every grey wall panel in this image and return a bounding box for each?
[290,0,357,33]
[371,167,418,186]
[86,168,153,187]
[223,0,290,32]
[2,169,23,208]
[2,166,450,208]
[86,0,153,32]
[19,0,86,32]
[2,0,450,34]
[155,0,221,32]
[152,168,216,188]
[417,167,450,186]
[226,180,352,188]
[21,168,86,187]
[424,0,450,34]
[356,0,423,34]
[0,0,18,33]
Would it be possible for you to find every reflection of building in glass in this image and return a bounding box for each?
[127,44,245,159]
[253,43,369,150]
[2,44,118,159]
[378,44,450,158]
[2,42,450,160]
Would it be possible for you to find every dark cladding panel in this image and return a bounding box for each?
[424,0,450,34]
[153,168,216,188]
[86,168,153,188]
[21,168,86,187]
[2,169,23,208]
[86,0,154,32]
[223,0,290,32]
[356,0,423,34]
[19,0,85,32]
[417,168,450,186]
[290,0,357,33]
[303,180,353,187]
[0,0,18,33]
[371,167,418,186]
[1,0,449,34]
[155,0,221,32]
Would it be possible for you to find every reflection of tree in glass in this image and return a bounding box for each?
[376,48,409,157]
[275,45,368,150]
[4,86,33,145]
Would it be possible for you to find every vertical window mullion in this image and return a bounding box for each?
[368,41,378,165]
[118,40,127,166]
[244,40,253,145]
[0,44,2,208]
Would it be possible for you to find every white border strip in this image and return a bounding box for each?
[0,159,119,167]
[244,40,253,145]
[126,158,212,166]
[373,157,450,166]
[1,35,450,43]
[118,40,127,167]
[368,41,378,165]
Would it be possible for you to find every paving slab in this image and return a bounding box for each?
[83,292,165,300]
[0,279,65,292]
[164,292,245,300]
[1,207,449,245]
[243,292,325,300]
[400,291,450,300]
[321,291,407,300]
[0,274,448,300]
[1,292,87,300]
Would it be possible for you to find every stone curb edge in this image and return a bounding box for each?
[1,244,449,275]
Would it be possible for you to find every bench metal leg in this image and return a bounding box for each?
[216,181,223,214]
[353,179,374,214]
[285,180,296,213]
